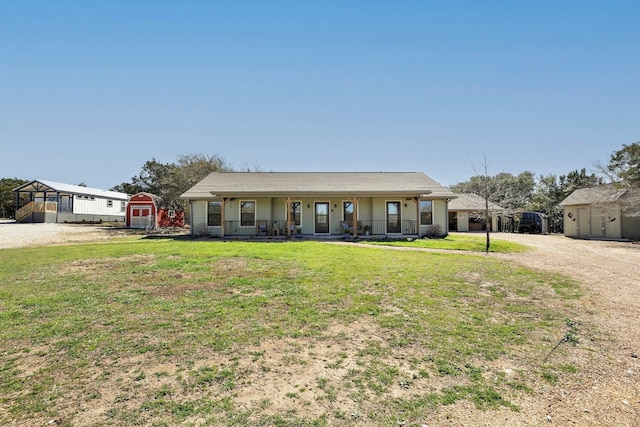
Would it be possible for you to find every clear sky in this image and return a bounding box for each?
[1,1,638,190]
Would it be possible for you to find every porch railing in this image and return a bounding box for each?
[219,219,419,237]
[353,220,418,236]
[15,201,58,222]
[223,220,297,237]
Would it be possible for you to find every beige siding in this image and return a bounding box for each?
[191,200,208,235]
[455,211,470,232]
[564,204,623,239]
[433,199,448,235]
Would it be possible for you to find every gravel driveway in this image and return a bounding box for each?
[0,222,118,249]
[486,233,640,425]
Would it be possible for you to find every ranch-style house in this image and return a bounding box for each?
[180,172,457,238]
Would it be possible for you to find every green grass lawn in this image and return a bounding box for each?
[0,238,582,426]
[362,233,530,253]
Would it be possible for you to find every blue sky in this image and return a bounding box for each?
[1,1,638,190]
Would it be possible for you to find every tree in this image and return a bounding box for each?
[603,142,640,188]
[112,153,235,213]
[560,168,602,193]
[531,174,563,232]
[450,171,535,212]
[531,169,602,233]
[0,178,29,219]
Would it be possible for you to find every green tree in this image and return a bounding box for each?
[450,171,535,212]
[0,178,29,219]
[604,142,640,187]
[112,153,234,212]
[559,168,602,194]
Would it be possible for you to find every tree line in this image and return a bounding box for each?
[1,143,638,222]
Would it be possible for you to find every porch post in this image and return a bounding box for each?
[56,191,60,223]
[286,197,291,237]
[353,197,358,237]
[220,198,227,238]
[416,198,420,236]
[349,197,360,237]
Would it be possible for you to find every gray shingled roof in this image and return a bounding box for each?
[559,187,631,206]
[448,193,503,211]
[181,172,457,200]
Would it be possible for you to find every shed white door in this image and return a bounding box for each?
[604,210,620,238]
[131,205,154,228]
[578,208,589,237]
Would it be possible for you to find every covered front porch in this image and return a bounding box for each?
[195,195,438,239]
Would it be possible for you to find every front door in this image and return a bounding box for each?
[315,202,330,234]
[387,201,401,234]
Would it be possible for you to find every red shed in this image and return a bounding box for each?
[126,193,159,229]
[158,208,185,228]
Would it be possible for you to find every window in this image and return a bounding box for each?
[343,201,354,225]
[107,200,113,208]
[240,201,255,226]
[290,201,301,226]
[120,201,126,212]
[420,200,433,225]
[207,201,222,226]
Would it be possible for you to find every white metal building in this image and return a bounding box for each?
[14,179,129,223]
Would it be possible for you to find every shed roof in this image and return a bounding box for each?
[129,192,162,202]
[448,193,503,211]
[14,179,129,201]
[181,172,457,200]
[559,187,631,206]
